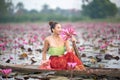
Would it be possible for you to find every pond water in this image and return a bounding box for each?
[0,44,120,80]
[0,22,120,80]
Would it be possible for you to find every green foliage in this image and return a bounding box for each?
[116,8,120,20]
[0,0,8,16]
[0,0,14,16]
[1,13,120,23]
[0,0,119,23]
[0,12,84,23]
[82,0,118,18]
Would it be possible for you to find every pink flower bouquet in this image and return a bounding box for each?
[61,26,77,41]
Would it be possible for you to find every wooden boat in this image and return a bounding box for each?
[0,42,120,78]
[0,62,120,77]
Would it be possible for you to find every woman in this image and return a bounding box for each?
[40,21,86,70]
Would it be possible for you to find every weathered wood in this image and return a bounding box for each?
[0,63,120,77]
[72,41,81,59]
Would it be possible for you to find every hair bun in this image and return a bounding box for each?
[49,21,54,26]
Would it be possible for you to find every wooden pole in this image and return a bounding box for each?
[72,41,81,60]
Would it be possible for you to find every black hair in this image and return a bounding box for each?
[49,21,58,32]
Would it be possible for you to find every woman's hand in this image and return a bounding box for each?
[41,60,50,66]
[41,60,49,64]
[71,36,77,42]
[39,60,51,69]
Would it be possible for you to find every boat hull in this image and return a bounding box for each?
[0,63,120,77]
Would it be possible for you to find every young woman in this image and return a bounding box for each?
[40,21,86,70]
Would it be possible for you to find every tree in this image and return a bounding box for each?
[115,7,120,16]
[29,9,38,14]
[82,0,118,18]
[16,2,24,10]
[15,2,27,15]
[41,4,50,13]
[0,0,13,16]
[7,0,14,15]
[0,0,7,16]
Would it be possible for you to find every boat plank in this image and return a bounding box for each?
[0,63,120,77]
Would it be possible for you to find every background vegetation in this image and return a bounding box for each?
[0,0,120,23]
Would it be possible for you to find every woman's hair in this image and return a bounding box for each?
[49,21,58,32]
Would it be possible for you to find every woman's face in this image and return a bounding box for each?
[52,24,62,35]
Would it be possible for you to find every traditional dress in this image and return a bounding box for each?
[40,46,85,70]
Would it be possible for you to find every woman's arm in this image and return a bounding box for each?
[42,38,49,60]
[65,36,76,52]
[65,40,72,52]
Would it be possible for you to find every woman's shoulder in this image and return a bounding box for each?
[45,36,52,41]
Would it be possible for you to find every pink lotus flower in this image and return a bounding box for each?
[100,44,108,49]
[30,38,36,42]
[34,35,38,40]
[98,40,102,43]
[23,41,28,45]
[1,47,6,51]
[61,27,76,41]
[10,56,13,60]
[13,46,18,49]
[0,43,6,51]
[0,43,5,47]
[67,62,77,69]
[0,68,12,76]
[78,47,85,51]
[41,34,45,41]
[67,62,77,80]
